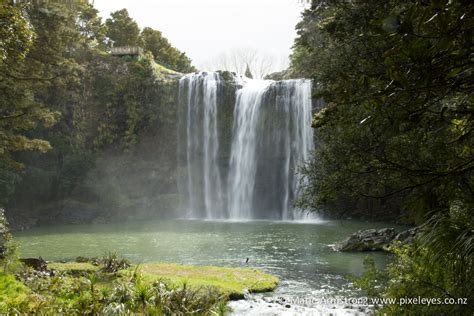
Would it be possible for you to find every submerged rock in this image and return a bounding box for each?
[334,228,396,251]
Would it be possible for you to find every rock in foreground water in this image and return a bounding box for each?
[334,228,396,251]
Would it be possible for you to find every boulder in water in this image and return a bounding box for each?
[334,228,396,251]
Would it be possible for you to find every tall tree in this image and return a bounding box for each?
[78,3,107,50]
[105,9,141,47]
[0,3,58,172]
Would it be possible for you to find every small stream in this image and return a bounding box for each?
[14,219,405,315]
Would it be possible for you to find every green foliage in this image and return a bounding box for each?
[78,3,107,50]
[105,9,141,47]
[46,260,278,301]
[141,26,197,73]
[356,239,473,315]
[292,1,473,313]
[0,272,30,311]
[353,198,473,314]
[1,259,230,315]
[48,262,98,276]
[293,0,474,222]
[0,3,34,62]
[0,3,59,175]
[0,161,20,207]
[100,252,130,273]
[352,257,388,298]
[383,244,472,315]
[89,53,163,149]
[1,2,190,220]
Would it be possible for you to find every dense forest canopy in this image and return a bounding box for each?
[291,0,473,314]
[292,0,473,222]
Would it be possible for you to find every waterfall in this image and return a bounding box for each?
[178,72,225,219]
[228,80,273,219]
[178,72,314,220]
[283,80,314,220]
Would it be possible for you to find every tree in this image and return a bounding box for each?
[244,64,253,79]
[0,3,59,173]
[291,0,473,313]
[203,48,279,79]
[293,0,473,222]
[105,9,141,47]
[78,3,107,50]
[141,27,196,73]
[1,1,196,219]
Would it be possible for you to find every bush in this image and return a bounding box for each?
[100,252,130,273]
[355,216,473,315]
[4,266,228,315]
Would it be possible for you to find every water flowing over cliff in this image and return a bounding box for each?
[178,72,313,220]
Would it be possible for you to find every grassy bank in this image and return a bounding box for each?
[1,259,277,314]
[48,261,278,299]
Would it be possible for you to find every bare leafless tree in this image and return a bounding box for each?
[201,48,287,79]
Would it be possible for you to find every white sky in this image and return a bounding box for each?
[94,0,306,71]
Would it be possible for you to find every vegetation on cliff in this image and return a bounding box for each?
[291,0,473,314]
[0,2,193,227]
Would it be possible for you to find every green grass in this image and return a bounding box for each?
[0,272,30,312]
[129,263,278,299]
[47,261,278,300]
[48,262,98,273]
[152,61,181,79]
[0,273,29,300]
[0,261,277,313]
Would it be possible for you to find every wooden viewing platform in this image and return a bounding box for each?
[110,46,143,57]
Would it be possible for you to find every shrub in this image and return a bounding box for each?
[100,252,130,273]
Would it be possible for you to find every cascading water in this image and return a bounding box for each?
[227,80,273,219]
[178,72,225,219]
[178,72,314,220]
